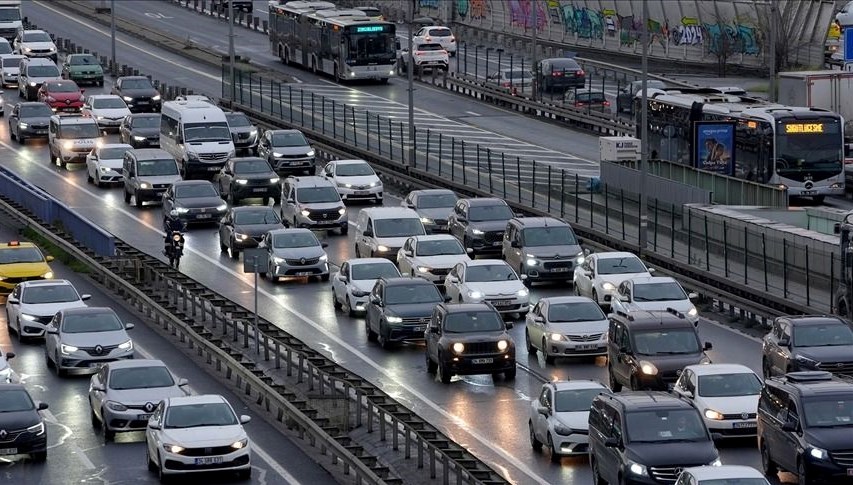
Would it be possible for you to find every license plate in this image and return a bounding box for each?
[196,214,212,219]
[355,190,369,195]
[847,469,853,477]
[801,190,816,195]
[551,267,570,272]
[576,344,597,350]
[492,241,502,246]
[733,422,756,428]
[35,130,47,134]
[208,166,220,171]
[0,448,17,455]
[295,271,313,276]
[491,300,511,306]
[194,457,223,465]
[253,188,267,192]
[138,414,152,420]
[137,101,149,105]
[289,161,302,166]
[472,358,494,364]
[414,325,426,332]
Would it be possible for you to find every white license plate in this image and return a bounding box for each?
[492,241,502,246]
[471,358,494,364]
[576,344,597,350]
[289,161,302,166]
[137,100,149,104]
[801,190,816,195]
[847,468,853,477]
[35,130,48,134]
[253,188,267,192]
[138,413,152,420]
[196,214,212,219]
[295,271,313,276]
[0,448,17,455]
[414,325,426,332]
[491,300,511,306]
[551,267,570,272]
[194,456,223,465]
[733,422,756,428]
[355,190,369,195]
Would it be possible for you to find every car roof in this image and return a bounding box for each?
[348,257,395,266]
[335,159,369,165]
[233,157,268,164]
[105,359,168,370]
[782,315,847,326]
[606,391,693,410]
[0,241,37,249]
[87,94,124,100]
[269,228,314,235]
[43,80,79,87]
[22,57,55,65]
[410,234,458,243]
[130,113,160,118]
[464,197,508,206]
[615,310,694,329]
[18,278,74,288]
[629,276,677,285]
[359,207,418,218]
[0,383,28,392]
[464,259,510,267]
[681,465,766,480]
[769,372,853,396]
[173,180,215,187]
[289,175,334,187]
[60,306,116,315]
[538,296,597,305]
[230,205,275,213]
[683,363,756,377]
[512,216,568,227]
[117,75,150,81]
[130,148,172,159]
[549,379,608,392]
[595,251,638,259]
[410,188,455,196]
[442,302,495,313]
[17,102,50,107]
[381,276,435,286]
[51,115,98,125]
[268,128,303,134]
[99,143,133,150]
[167,394,226,406]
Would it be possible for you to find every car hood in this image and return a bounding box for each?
[273,145,311,156]
[21,300,87,317]
[525,244,582,259]
[0,410,41,431]
[337,175,379,185]
[299,202,342,211]
[466,281,525,297]
[92,108,131,118]
[107,386,185,405]
[119,88,158,97]
[372,236,410,248]
[175,196,224,209]
[186,140,234,153]
[627,299,693,313]
[795,345,853,363]
[554,411,590,431]
[47,92,82,101]
[384,302,442,319]
[233,223,283,237]
[468,220,509,232]
[625,441,718,467]
[804,426,853,451]
[130,126,160,137]
[597,273,651,287]
[69,64,103,73]
[351,280,376,293]
[442,330,510,343]
[635,352,708,372]
[21,116,51,125]
[547,319,609,335]
[417,207,453,220]
[60,329,130,347]
[4,66,20,74]
[237,171,277,181]
[415,254,466,268]
[21,42,55,50]
[0,262,51,278]
[138,174,181,185]
[95,158,123,170]
[160,425,245,447]
[28,75,60,83]
[230,126,256,135]
[700,395,759,415]
[270,246,325,259]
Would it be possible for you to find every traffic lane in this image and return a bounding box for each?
[0,241,334,484]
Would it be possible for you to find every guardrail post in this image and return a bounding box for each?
[376,114,381,155]
[501,153,507,197]
[761,232,768,291]
[429,446,436,478]
[366,111,371,152]
[831,252,836,313]
[782,239,787,297]
[475,145,481,189]
[621,189,626,240]
[744,226,749,285]
[805,245,811,305]
[516,157,522,202]
[531,162,537,206]
[487,149,493,193]
[353,106,359,148]
[604,184,609,233]
[425,128,430,171]
[670,204,676,257]
[460,140,466,185]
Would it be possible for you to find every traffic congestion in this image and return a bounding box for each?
[1,1,853,485]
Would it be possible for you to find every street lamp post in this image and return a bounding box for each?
[638,0,649,255]
[531,0,538,101]
[769,2,777,102]
[229,0,236,102]
[110,0,116,76]
[407,0,415,169]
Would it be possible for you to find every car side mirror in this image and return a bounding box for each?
[583,270,592,277]
[618,345,629,354]
[703,341,713,351]
[321,242,328,248]
[648,268,656,274]
[447,276,458,284]
[604,437,620,448]
[125,323,135,330]
[465,248,473,254]
[177,378,189,387]
[337,274,347,282]
[778,337,790,347]
[505,321,514,330]
[688,292,699,300]
[4,352,14,360]
[81,294,92,301]
[533,315,544,323]
[148,421,161,430]
[430,326,440,334]
[537,405,550,416]
[80,89,85,93]
[510,240,521,248]
[286,198,295,204]
[37,402,49,411]
[239,415,252,424]
[363,229,373,237]
[371,297,382,306]
[47,328,59,335]
[444,295,452,302]
[92,383,105,392]
[6,296,18,304]
[404,250,413,257]
[46,255,55,262]
[782,421,797,432]
[619,295,629,302]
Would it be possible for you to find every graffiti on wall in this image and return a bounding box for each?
[418,0,440,9]
[671,17,703,46]
[703,22,760,55]
[508,0,547,29]
[456,0,488,20]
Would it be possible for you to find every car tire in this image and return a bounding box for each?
[55,352,66,377]
[266,262,276,283]
[542,338,556,365]
[529,421,543,451]
[321,273,330,282]
[438,357,452,384]
[332,289,342,310]
[124,189,131,204]
[238,467,251,480]
[147,446,157,472]
[504,367,516,381]
[591,457,606,485]
[425,350,437,374]
[547,434,560,463]
[229,240,240,260]
[797,457,808,485]
[354,245,361,257]
[762,358,772,378]
[630,375,641,391]
[31,451,47,463]
[44,348,54,369]
[9,124,15,140]
[157,452,169,483]
[525,329,536,354]
[760,439,778,476]
[135,193,143,208]
[340,224,348,236]
[365,318,378,342]
[608,365,622,392]
[91,406,101,428]
[344,297,356,317]
[102,410,115,441]
[378,326,393,350]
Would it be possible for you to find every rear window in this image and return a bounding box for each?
[416,44,443,51]
[429,28,452,37]
[577,92,606,103]
[545,59,581,71]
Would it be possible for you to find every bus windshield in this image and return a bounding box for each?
[775,120,843,179]
[345,30,396,63]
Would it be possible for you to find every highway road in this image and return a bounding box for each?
[0,225,336,484]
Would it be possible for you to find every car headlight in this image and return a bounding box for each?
[175,207,189,214]
[795,355,819,368]
[549,333,565,342]
[601,282,616,292]
[369,181,378,187]
[42,271,54,279]
[517,288,529,297]
[24,46,32,52]
[553,423,573,436]
[18,122,28,129]
[122,96,133,102]
[216,204,228,211]
[699,356,712,364]
[139,182,151,189]
[497,339,509,351]
[164,444,185,454]
[235,179,248,185]
[376,245,390,252]
[63,140,74,150]
[472,229,485,235]
[272,256,285,264]
[60,343,79,355]
[638,360,658,375]
[118,340,133,351]
[231,438,248,450]
[628,461,648,476]
[48,46,56,53]
[688,306,698,317]
[20,313,38,321]
[100,166,110,173]
[467,290,483,300]
[270,177,280,183]
[709,458,722,467]
[452,342,464,354]
[386,315,403,324]
[273,152,283,158]
[810,447,829,460]
[96,116,104,121]
[417,266,431,273]
[420,217,433,224]
[576,252,585,264]
[234,233,249,241]
[306,150,315,157]
[319,254,328,261]
[26,422,45,436]
[343,183,353,188]
[152,95,161,101]
[351,289,370,297]
[29,81,37,87]
[300,209,311,217]
[106,400,128,412]
[249,130,258,136]
[704,409,725,420]
[338,208,346,215]
[526,258,537,266]
[187,152,200,161]
[133,135,146,141]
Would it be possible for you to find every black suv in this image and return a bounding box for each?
[762,315,853,379]
[447,198,515,257]
[365,277,446,349]
[425,303,516,383]
[111,76,161,113]
[589,392,720,485]
[608,310,713,392]
[0,384,49,462]
[758,371,853,484]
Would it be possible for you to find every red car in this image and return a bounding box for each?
[37,80,85,112]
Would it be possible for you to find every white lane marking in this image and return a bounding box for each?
[42,409,95,469]
[464,111,481,117]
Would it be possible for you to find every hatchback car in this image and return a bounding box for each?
[89,359,189,440]
[119,113,161,148]
[331,258,402,316]
[611,276,700,325]
[37,79,85,112]
[218,206,284,259]
[214,157,279,205]
[525,296,608,363]
[5,279,91,340]
[398,43,448,73]
[564,89,610,112]
[225,111,259,154]
[444,259,530,317]
[529,379,608,461]
[412,26,456,55]
[401,188,457,233]
[365,276,446,348]
[162,180,228,228]
[574,251,654,307]
[258,228,329,282]
[761,315,853,378]
[86,143,132,187]
[322,159,383,203]
[536,57,585,93]
[257,129,315,176]
[0,54,26,87]
[61,53,104,86]
[0,384,49,462]
[44,307,135,376]
[81,94,131,132]
[7,101,52,143]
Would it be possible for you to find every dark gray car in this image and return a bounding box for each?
[448,198,515,257]
[365,277,446,349]
[119,113,161,148]
[111,76,161,113]
[161,180,227,228]
[257,129,315,176]
[7,102,52,143]
[401,189,458,233]
[218,206,284,259]
[225,111,259,155]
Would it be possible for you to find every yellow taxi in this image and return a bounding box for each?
[0,241,54,294]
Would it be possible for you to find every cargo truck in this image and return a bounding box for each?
[0,0,21,41]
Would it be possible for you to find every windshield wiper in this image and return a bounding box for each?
[651,350,693,355]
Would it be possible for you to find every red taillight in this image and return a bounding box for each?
[502,81,512,87]
[425,36,431,41]
[575,101,585,107]
[603,101,611,106]
[552,71,563,77]
[576,70,585,76]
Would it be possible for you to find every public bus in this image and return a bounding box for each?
[636,87,845,201]
[268,1,397,83]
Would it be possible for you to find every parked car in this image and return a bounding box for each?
[61,53,104,86]
[331,258,401,316]
[218,205,284,259]
[5,279,91,341]
[525,296,608,363]
[536,57,585,93]
[529,379,608,461]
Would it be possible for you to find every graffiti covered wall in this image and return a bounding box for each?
[452,0,835,70]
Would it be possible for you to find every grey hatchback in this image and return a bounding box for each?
[258,228,330,282]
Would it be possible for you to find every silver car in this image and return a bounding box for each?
[44,307,135,377]
[89,359,189,441]
[259,228,330,282]
[525,296,609,363]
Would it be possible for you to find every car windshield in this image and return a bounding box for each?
[502,70,532,80]
[626,409,708,443]
[554,388,603,412]
[417,193,456,208]
[802,396,853,427]
[1,56,22,67]
[92,98,127,109]
[138,159,178,176]
[271,132,307,147]
[547,301,606,322]
[48,81,79,93]
[0,247,44,263]
[22,285,79,304]
[351,262,400,280]
[523,226,577,246]
[233,209,280,225]
[176,184,218,198]
[120,78,153,89]
[234,159,272,174]
[297,187,340,203]
[59,123,100,139]
[633,282,687,301]
[0,9,21,22]
[464,264,517,282]
[99,147,130,160]
[416,239,465,256]
[131,115,160,128]
[384,284,441,305]
[0,389,34,413]
[444,311,505,333]
[468,204,513,222]
[109,366,175,390]
[164,402,237,429]
[633,328,700,355]
[23,32,52,42]
[183,122,231,142]
[794,323,853,347]
[698,373,762,397]
[596,256,647,275]
[373,218,425,237]
[27,65,59,77]
[62,312,124,333]
[226,113,252,127]
[336,163,374,176]
[272,232,318,248]
[21,104,53,117]
[69,55,97,65]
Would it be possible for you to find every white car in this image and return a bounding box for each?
[321,159,383,203]
[528,380,609,461]
[398,43,448,73]
[5,279,91,340]
[672,364,763,440]
[573,251,654,307]
[81,94,131,132]
[396,234,470,283]
[444,259,530,316]
[13,29,57,61]
[610,276,700,325]
[86,143,132,187]
[837,1,853,26]
[145,394,252,480]
[675,465,770,485]
[525,296,608,363]
[0,347,16,383]
[331,258,401,316]
[412,26,457,55]
[0,54,25,87]
[174,94,214,104]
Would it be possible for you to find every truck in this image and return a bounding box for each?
[0,0,22,41]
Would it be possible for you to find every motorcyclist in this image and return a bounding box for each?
[164,210,185,253]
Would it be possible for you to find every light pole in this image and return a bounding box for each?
[769,2,777,102]
[229,0,236,101]
[407,0,415,169]
[110,0,116,76]
[638,0,649,255]
[531,0,538,101]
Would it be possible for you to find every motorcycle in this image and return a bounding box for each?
[165,231,185,269]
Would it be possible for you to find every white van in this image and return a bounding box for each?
[159,100,235,179]
[354,207,425,260]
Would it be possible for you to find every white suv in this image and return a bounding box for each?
[398,43,448,73]
[48,115,104,168]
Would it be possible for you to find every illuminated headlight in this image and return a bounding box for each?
[0,367,12,383]
[122,96,133,102]
[270,177,280,183]
[389,70,395,75]
[420,217,433,224]
[175,207,189,214]
[704,409,725,420]
[319,254,328,261]
[687,306,698,317]
[29,81,36,87]
[95,139,104,149]
[628,462,648,476]
[97,116,105,120]
[517,288,529,297]
[152,95,161,101]
[216,204,228,211]
[234,233,249,241]
[601,282,616,292]
[231,438,248,450]
[60,343,79,355]
[21,313,38,321]
[273,256,285,264]
[526,258,537,266]
[497,339,509,351]
[118,340,133,351]
[550,333,565,342]
[48,46,56,53]
[249,130,258,136]
[351,72,356,77]
[26,422,45,436]
[23,47,32,52]
[273,152,283,158]
[709,458,722,467]
[467,290,483,300]
[351,289,370,297]
[18,122,28,129]
[699,356,712,364]
[810,447,829,460]
[386,315,403,324]
[576,252,585,264]
[338,208,346,215]
[235,179,248,185]
[343,183,352,188]
[164,444,185,454]
[369,181,378,187]
[417,266,430,273]
[306,150,315,157]
[300,209,311,217]
[452,342,464,354]
[472,229,484,235]
[638,360,658,375]
[831,182,843,189]
[130,135,145,141]
[63,141,74,150]
[376,245,390,252]
[139,182,151,189]
[99,166,110,173]
[42,271,54,279]
[106,401,128,412]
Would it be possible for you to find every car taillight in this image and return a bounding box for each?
[502,81,511,87]
[450,36,456,43]
[575,102,585,107]
[576,70,585,76]
[603,101,611,106]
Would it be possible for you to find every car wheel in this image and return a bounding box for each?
[762,357,772,378]
[157,452,168,483]
[504,367,516,381]
[227,190,236,206]
[229,240,240,260]
[608,365,622,392]
[219,236,228,253]
[591,457,606,485]
[592,289,600,305]
[44,348,54,368]
[365,318,378,342]
[124,189,131,203]
[31,451,47,462]
[344,296,357,317]
[438,356,452,384]
[547,434,560,463]
[760,439,778,476]
[529,421,543,451]
[543,338,556,365]
[378,325,393,350]
[266,262,276,283]
[55,352,66,377]
[630,375,641,391]
[93,172,101,188]
[90,406,101,428]
[102,410,115,441]
[332,289,342,310]
[797,457,809,485]
[354,245,361,257]
[340,224,348,236]
[8,124,15,140]
[425,350,437,374]
[525,329,536,354]
[135,193,143,208]
[321,273,330,282]
[146,446,157,472]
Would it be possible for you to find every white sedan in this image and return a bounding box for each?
[396,234,470,283]
[81,94,131,132]
[444,259,529,316]
[672,364,763,440]
[573,251,654,307]
[529,379,609,461]
[321,159,383,203]
[676,465,770,485]
[412,26,457,55]
[145,394,252,480]
[5,279,90,340]
[86,143,132,187]
[610,276,700,325]
[331,258,401,316]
